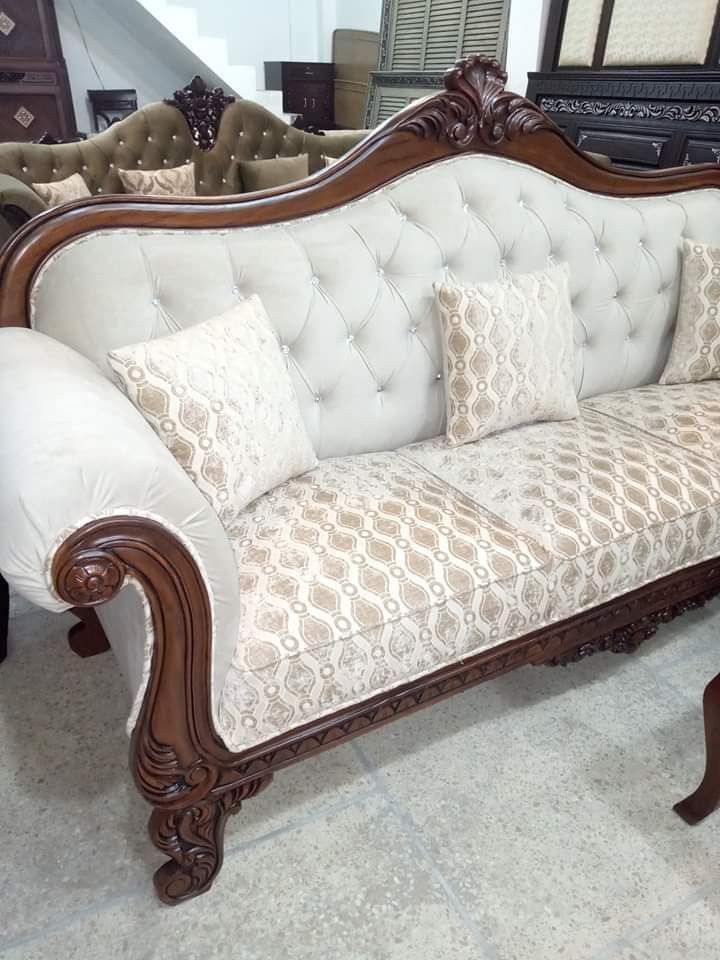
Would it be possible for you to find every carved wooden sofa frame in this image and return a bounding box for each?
[1,56,719,905]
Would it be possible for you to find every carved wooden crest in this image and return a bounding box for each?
[165,76,235,151]
[399,55,555,148]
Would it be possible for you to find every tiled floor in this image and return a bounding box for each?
[1,603,719,960]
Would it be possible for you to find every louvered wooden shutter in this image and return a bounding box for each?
[390,0,427,69]
[386,0,509,70]
[461,0,508,58]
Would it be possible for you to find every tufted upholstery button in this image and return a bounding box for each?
[230,154,235,160]
[499,259,506,268]
[377,385,384,393]
[281,344,290,355]
[152,297,159,306]
[52,167,57,173]
[232,285,240,295]
[254,153,259,159]
[377,267,384,277]
[625,334,631,342]
[162,158,168,165]
[147,136,152,143]
[594,245,600,254]
[263,130,268,136]
[240,131,245,136]
[172,135,177,141]
[314,394,321,404]
[222,177,227,184]
[518,199,525,208]
[118,139,124,145]
[311,275,319,286]
[96,187,102,193]
[399,213,407,222]
[137,160,142,166]
[21,165,27,172]
[409,326,417,334]
[347,334,355,343]
[435,373,442,380]
[109,162,115,168]
[82,164,88,171]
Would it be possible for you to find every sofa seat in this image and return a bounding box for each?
[584,382,720,461]
[218,399,720,752]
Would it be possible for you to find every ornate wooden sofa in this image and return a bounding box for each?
[1,55,719,905]
[0,77,365,247]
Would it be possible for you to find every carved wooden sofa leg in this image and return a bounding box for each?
[68,608,111,658]
[675,670,720,825]
[150,775,273,905]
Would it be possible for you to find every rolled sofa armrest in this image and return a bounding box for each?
[0,328,241,727]
[0,172,47,229]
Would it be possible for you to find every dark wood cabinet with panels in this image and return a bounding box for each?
[527,0,720,169]
[366,0,510,126]
[264,61,335,130]
[0,0,75,142]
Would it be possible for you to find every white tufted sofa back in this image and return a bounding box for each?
[30,154,720,460]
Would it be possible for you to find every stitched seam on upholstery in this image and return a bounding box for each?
[584,404,720,472]
[225,524,720,745]
[396,450,553,563]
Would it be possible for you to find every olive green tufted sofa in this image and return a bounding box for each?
[0,95,366,247]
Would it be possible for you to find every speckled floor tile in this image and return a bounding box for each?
[356,638,720,960]
[607,888,720,960]
[0,795,483,960]
[0,609,373,946]
[3,600,720,960]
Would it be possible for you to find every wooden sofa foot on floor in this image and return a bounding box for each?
[150,775,273,904]
[68,608,111,658]
[675,671,720,825]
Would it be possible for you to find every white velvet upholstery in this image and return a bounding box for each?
[0,329,240,728]
[8,150,720,746]
[30,155,720,459]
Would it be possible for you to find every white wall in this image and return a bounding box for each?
[334,0,383,33]
[505,0,552,95]
[56,0,206,133]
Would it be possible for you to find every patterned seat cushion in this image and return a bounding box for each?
[218,399,720,752]
[583,382,720,462]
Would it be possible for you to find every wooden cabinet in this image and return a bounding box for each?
[265,61,335,130]
[527,0,720,170]
[0,0,76,143]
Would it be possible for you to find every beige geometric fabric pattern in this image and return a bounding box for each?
[118,161,195,196]
[661,240,720,385]
[107,295,317,529]
[31,172,91,207]
[558,0,604,66]
[217,405,720,752]
[584,382,720,461]
[218,453,552,749]
[604,0,716,65]
[436,263,578,446]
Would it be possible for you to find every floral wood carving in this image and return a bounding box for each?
[150,775,272,904]
[165,76,235,151]
[546,588,720,666]
[56,552,124,605]
[398,55,556,149]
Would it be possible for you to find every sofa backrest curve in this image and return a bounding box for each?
[3,55,720,460]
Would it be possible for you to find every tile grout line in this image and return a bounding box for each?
[590,876,720,960]
[351,740,501,960]
[0,784,380,957]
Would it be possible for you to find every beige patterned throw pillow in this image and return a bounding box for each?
[660,239,720,385]
[436,263,578,446]
[32,172,91,207]
[107,295,317,527]
[118,162,196,196]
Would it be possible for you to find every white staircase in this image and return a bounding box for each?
[135,0,286,117]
